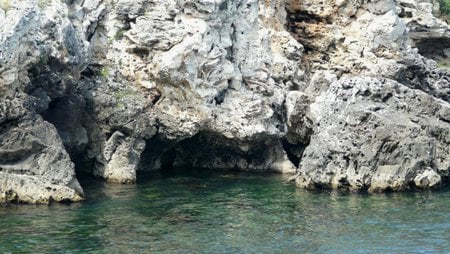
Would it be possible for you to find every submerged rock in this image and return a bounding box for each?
[0,0,449,202]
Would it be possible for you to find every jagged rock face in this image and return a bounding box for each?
[82,0,300,181]
[0,0,92,203]
[0,0,449,202]
[0,117,84,203]
[287,0,450,191]
[296,77,450,192]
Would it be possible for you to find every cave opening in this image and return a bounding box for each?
[42,95,88,159]
[281,140,302,168]
[26,59,91,178]
[160,148,176,171]
[135,130,300,182]
[415,37,450,69]
[138,136,174,172]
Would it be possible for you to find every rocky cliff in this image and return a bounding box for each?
[0,0,449,203]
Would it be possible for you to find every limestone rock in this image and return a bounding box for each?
[83,0,301,180]
[94,132,146,184]
[0,117,84,203]
[0,0,90,203]
[1,0,450,203]
[414,168,442,189]
[397,0,450,41]
[296,76,450,192]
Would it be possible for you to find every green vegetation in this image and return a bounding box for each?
[113,87,138,109]
[114,29,125,40]
[437,57,450,70]
[40,55,48,65]
[439,0,450,13]
[100,66,109,78]
[0,0,11,11]
[438,0,450,20]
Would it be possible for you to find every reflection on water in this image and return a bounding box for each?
[1,170,449,253]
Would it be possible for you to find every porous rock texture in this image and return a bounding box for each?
[0,0,449,203]
[0,0,88,203]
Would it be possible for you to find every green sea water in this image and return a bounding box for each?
[1,170,449,253]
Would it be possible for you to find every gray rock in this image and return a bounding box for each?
[1,0,450,203]
[94,132,146,184]
[0,117,83,203]
[296,76,450,192]
[81,0,300,181]
[0,0,89,203]
[414,168,442,189]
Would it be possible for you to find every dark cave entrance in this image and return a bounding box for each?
[415,37,450,68]
[160,148,176,171]
[281,140,302,168]
[133,130,307,183]
[26,58,92,177]
[138,136,174,171]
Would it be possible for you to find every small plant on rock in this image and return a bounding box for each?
[40,55,48,65]
[114,29,125,40]
[100,66,109,78]
[438,0,450,20]
[441,0,450,12]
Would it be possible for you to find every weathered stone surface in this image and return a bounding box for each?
[1,0,450,203]
[0,117,84,203]
[0,0,90,203]
[398,0,450,41]
[94,131,146,183]
[295,76,450,192]
[285,0,450,191]
[83,0,300,180]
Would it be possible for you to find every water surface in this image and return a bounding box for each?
[1,170,449,253]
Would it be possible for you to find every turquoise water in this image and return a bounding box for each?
[1,170,449,253]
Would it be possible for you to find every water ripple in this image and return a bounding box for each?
[1,171,449,253]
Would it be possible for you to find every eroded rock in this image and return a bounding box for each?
[0,117,84,203]
[81,0,302,182]
[1,0,450,203]
[0,0,90,203]
[296,76,450,192]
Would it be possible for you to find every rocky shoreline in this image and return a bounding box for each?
[1,0,449,203]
